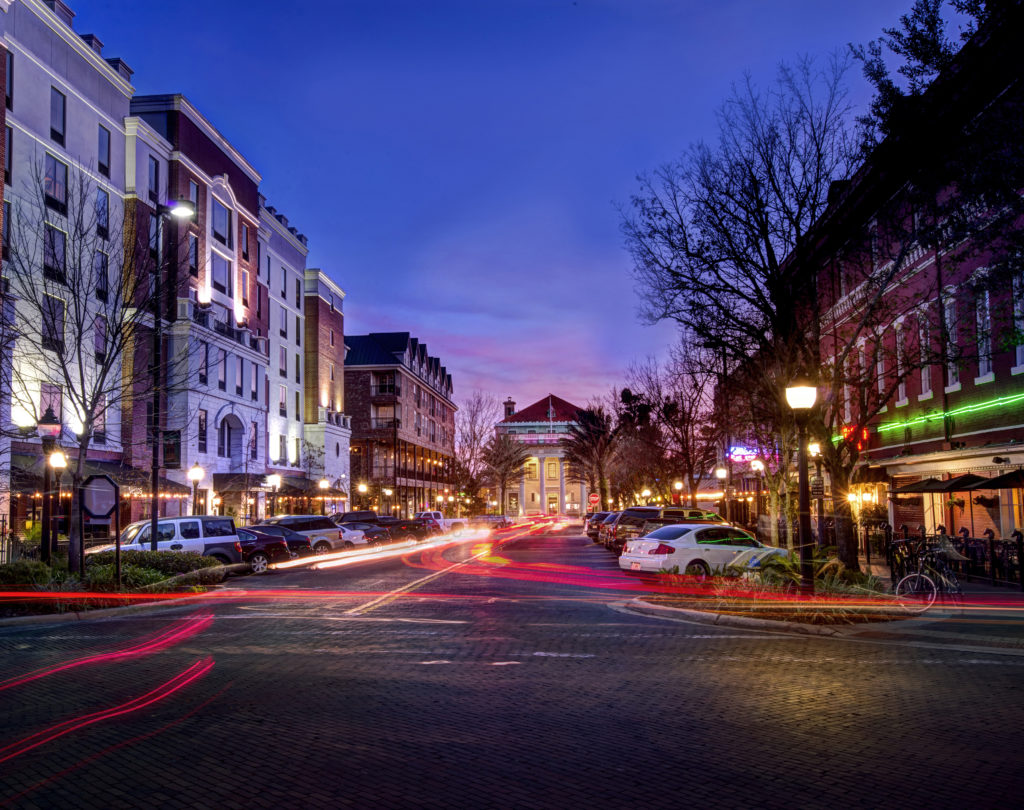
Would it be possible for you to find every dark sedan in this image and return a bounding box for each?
[376,517,439,542]
[342,521,393,546]
[235,528,293,573]
[240,524,315,556]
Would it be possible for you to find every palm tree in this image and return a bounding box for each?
[481,433,531,516]
[562,408,619,510]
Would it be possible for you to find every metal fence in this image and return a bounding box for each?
[885,525,1024,591]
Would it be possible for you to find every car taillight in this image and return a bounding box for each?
[234,542,243,552]
[338,532,343,540]
[649,544,675,555]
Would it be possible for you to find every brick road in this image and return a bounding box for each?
[1,530,1022,808]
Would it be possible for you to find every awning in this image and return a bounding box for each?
[931,473,990,492]
[10,453,189,495]
[211,473,268,494]
[890,478,949,494]
[964,469,1024,490]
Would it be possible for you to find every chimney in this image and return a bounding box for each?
[104,57,134,81]
[276,213,289,228]
[80,34,103,55]
[504,397,516,418]
[43,1,75,27]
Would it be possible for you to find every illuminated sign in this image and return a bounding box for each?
[728,446,758,463]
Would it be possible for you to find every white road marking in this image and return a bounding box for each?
[532,652,595,658]
[490,661,521,666]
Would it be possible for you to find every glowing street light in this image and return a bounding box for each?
[187,462,205,515]
[786,379,817,593]
[319,478,329,515]
[267,473,282,517]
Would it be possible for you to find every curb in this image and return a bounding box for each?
[0,588,225,629]
[625,598,1024,651]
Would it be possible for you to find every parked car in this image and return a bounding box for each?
[376,517,440,542]
[117,516,244,564]
[238,524,315,557]
[342,521,393,545]
[586,511,611,540]
[618,523,775,578]
[618,506,725,523]
[235,528,294,573]
[256,515,366,553]
[414,511,467,533]
[333,510,382,525]
[597,512,620,546]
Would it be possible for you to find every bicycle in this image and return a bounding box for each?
[894,540,965,613]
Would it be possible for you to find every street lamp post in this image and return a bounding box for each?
[786,381,818,594]
[357,482,368,510]
[149,199,196,551]
[36,406,62,565]
[750,459,765,525]
[50,450,67,563]
[714,466,728,519]
[673,480,683,505]
[319,478,329,516]
[187,463,205,516]
[267,474,282,517]
[808,442,825,547]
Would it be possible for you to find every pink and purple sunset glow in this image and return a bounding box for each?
[78,0,905,406]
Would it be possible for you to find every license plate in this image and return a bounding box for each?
[631,562,641,570]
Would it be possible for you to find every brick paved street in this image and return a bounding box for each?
[2,530,1023,809]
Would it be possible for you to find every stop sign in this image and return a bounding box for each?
[588,492,600,506]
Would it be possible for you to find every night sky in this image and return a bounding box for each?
[76,0,903,408]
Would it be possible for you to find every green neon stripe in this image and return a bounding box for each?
[875,390,1024,434]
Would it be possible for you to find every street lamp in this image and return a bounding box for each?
[267,473,282,517]
[641,488,652,504]
[150,198,197,551]
[187,462,205,516]
[786,380,817,594]
[714,466,729,519]
[49,450,67,562]
[750,459,765,524]
[319,478,329,516]
[36,407,63,565]
[808,442,825,547]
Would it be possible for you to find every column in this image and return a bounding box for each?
[538,456,546,514]
[558,458,566,514]
[518,478,526,517]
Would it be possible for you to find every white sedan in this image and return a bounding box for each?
[618,523,781,577]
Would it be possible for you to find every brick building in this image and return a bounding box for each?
[344,333,454,518]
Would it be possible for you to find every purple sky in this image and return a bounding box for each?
[78,0,903,409]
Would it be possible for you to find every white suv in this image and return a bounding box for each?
[117,516,244,564]
[257,515,366,553]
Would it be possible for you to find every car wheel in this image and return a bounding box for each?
[684,560,710,581]
[343,541,355,550]
[249,552,271,574]
[314,541,332,554]
[404,534,418,543]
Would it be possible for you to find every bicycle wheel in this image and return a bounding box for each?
[895,573,937,613]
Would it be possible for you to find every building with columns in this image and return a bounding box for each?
[495,394,586,517]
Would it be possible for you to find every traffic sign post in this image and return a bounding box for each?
[82,475,120,587]
[588,492,600,508]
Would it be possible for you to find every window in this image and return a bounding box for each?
[330,329,335,347]
[329,362,335,382]
[43,224,66,282]
[94,314,106,363]
[2,200,10,260]
[546,460,559,480]
[148,156,159,204]
[945,297,960,388]
[295,391,300,420]
[295,315,300,346]
[149,213,158,257]
[180,521,200,540]
[212,199,232,247]
[211,253,231,295]
[198,409,207,453]
[525,460,538,480]
[188,234,198,277]
[50,87,65,145]
[199,341,208,385]
[240,222,249,260]
[279,346,287,377]
[295,278,301,307]
[919,317,932,396]
[294,353,300,384]
[217,420,232,458]
[250,423,258,460]
[279,307,287,338]
[44,154,67,212]
[976,289,992,379]
[5,50,12,110]
[218,350,227,391]
[163,430,181,469]
[256,285,262,318]
[279,385,287,417]
[94,394,107,444]
[278,434,286,462]
[42,293,64,352]
[189,179,199,210]
[235,357,244,395]
[4,125,10,183]
[240,267,249,305]
[293,437,300,466]
[280,267,286,297]
[251,366,259,401]
[40,382,62,422]
[96,188,108,238]
[895,325,907,404]
[98,125,110,177]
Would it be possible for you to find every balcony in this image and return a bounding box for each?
[371,383,402,397]
[371,418,401,430]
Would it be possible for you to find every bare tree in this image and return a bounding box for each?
[3,158,191,571]
[454,389,501,496]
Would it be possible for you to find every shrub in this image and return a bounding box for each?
[85,550,221,576]
[0,559,56,586]
[85,564,166,592]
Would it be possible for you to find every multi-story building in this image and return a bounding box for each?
[303,267,351,506]
[495,394,586,517]
[345,332,454,517]
[127,94,269,521]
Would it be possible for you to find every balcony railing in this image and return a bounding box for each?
[371,383,402,396]
[371,418,401,430]
[509,433,564,445]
